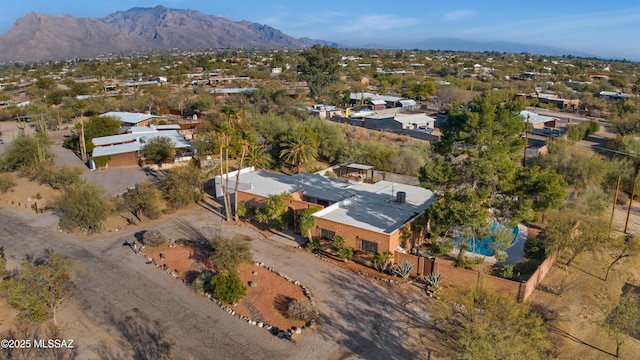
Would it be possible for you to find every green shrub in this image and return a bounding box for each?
[143,230,170,247]
[92,156,111,169]
[332,235,346,250]
[210,235,252,273]
[192,271,213,294]
[0,173,16,194]
[513,259,542,280]
[524,238,547,260]
[306,239,320,252]
[236,201,255,218]
[29,164,82,190]
[337,246,354,262]
[210,273,247,304]
[372,251,393,272]
[500,265,514,279]
[57,181,113,234]
[285,298,316,321]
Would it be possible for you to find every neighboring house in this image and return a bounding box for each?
[91,126,192,168]
[350,92,418,109]
[598,91,636,101]
[520,110,558,129]
[364,112,436,131]
[524,138,549,159]
[226,169,438,254]
[100,111,167,127]
[518,93,580,110]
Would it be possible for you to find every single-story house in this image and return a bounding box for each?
[350,92,417,109]
[364,112,436,131]
[520,110,558,129]
[99,111,167,127]
[91,126,192,168]
[518,93,579,110]
[224,169,438,254]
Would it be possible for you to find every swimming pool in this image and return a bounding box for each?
[453,220,519,257]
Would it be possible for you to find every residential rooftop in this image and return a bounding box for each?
[232,170,437,235]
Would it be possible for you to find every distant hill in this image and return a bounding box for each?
[358,37,595,58]
[0,6,596,62]
[0,6,309,62]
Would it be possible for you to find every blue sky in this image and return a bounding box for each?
[2,1,640,60]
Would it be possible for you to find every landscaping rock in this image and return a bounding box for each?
[248,281,257,287]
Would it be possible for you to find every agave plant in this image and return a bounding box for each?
[427,272,444,296]
[392,261,414,279]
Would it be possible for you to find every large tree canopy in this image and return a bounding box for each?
[298,45,340,100]
[422,91,567,235]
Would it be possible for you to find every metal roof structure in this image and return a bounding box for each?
[100,112,163,126]
[91,128,191,157]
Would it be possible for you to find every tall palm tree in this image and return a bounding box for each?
[279,132,318,173]
[233,129,255,222]
[213,121,233,221]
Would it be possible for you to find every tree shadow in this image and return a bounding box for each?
[108,307,173,360]
[182,270,201,285]
[142,167,168,184]
[273,294,293,317]
[315,270,434,359]
[574,265,605,281]
[172,218,210,243]
[547,324,617,357]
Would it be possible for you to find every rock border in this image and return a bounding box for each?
[132,243,317,342]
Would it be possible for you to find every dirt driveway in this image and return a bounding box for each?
[0,205,441,359]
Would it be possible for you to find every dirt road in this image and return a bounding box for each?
[0,206,439,359]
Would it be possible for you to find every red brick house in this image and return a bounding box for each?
[228,169,438,254]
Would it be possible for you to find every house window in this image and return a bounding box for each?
[321,229,335,240]
[361,239,378,253]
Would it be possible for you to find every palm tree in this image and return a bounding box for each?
[213,121,233,221]
[246,145,273,169]
[279,132,318,173]
[233,129,255,222]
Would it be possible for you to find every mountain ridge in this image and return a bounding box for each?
[0,6,599,62]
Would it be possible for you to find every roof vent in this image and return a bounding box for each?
[396,191,406,204]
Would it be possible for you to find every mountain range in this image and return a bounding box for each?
[0,6,594,62]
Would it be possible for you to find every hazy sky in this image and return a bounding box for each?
[2,1,640,60]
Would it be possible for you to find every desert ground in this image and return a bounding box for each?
[0,117,445,360]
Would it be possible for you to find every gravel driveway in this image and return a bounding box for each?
[0,207,438,359]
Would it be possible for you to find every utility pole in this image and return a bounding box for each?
[79,116,87,163]
[610,176,621,231]
[522,114,530,167]
[624,167,639,234]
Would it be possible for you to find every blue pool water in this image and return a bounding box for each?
[453,221,519,257]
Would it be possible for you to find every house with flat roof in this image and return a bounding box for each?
[520,110,558,129]
[364,113,436,131]
[99,112,166,127]
[226,169,438,254]
[91,126,192,168]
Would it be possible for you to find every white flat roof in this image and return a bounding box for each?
[91,129,191,157]
[232,170,437,235]
[520,110,556,124]
[100,112,162,125]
